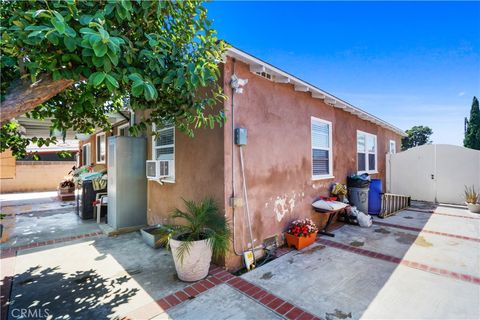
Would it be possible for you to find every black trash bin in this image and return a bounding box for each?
[79,180,107,220]
[347,175,370,213]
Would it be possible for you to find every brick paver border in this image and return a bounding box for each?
[0,231,104,258]
[373,220,480,243]
[316,238,480,285]
[5,219,479,319]
[431,211,480,220]
[406,208,480,220]
[124,265,322,320]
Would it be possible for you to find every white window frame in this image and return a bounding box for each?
[389,140,396,154]
[152,123,175,183]
[82,143,91,166]
[117,123,130,136]
[357,130,377,174]
[96,132,106,164]
[311,117,334,180]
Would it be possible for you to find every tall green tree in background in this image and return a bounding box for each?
[1,0,226,158]
[401,125,433,151]
[464,96,480,150]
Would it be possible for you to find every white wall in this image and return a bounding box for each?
[387,144,480,205]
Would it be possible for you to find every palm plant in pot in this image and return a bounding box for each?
[163,197,231,282]
[465,185,480,213]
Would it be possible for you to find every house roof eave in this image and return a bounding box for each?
[225,46,407,137]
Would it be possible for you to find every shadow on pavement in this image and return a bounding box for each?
[7,265,139,319]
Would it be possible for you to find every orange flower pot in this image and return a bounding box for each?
[285,232,318,250]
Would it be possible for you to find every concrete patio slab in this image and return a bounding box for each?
[242,242,480,319]
[7,232,188,319]
[434,205,480,218]
[329,223,479,276]
[361,264,480,319]
[152,284,281,320]
[2,193,479,320]
[377,208,480,239]
[0,191,74,214]
[1,208,101,249]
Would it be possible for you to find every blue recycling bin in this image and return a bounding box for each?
[368,179,382,215]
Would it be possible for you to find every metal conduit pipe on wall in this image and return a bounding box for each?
[230,59,243,256]
[230,59,258,261]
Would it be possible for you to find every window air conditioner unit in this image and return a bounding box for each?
[146,160,174,180]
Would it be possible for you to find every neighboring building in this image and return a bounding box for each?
[79,47,405,270]
[78,119,130,167]
[0,141,78,193]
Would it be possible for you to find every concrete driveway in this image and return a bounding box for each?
[1,193,479,319]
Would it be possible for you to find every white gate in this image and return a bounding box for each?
[387,144,480,204]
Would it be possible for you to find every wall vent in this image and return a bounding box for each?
[256,71,273,81]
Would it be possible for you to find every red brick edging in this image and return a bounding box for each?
[433,212,480,220]
[125,265,321,320]
[316,238,480,285]
[373,221,480,243]
[0,231,104,258]
[407,208,480,220]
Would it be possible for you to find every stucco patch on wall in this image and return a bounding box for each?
[264,191,306,222]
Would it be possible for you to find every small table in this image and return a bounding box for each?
[313,205,351,237]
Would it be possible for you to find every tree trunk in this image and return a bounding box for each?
[1,74,74,125]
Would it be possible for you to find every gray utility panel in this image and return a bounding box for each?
[107,136,147,230]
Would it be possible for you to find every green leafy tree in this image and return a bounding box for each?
[1,0,226,158]
[464,96,480,150]
[401,125,433,151]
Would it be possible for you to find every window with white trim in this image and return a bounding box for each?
[389,140,396,154]
[82,143,90,166]
[117,123,130,136]
[152,124,175,180]
[311,117,333,179]
[357,131,377,173]
[96,132,106,164]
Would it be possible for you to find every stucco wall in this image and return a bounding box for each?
[145,124,226,226]
[222,58,402,270]
[0,161,75,193]
[80,59,402,271]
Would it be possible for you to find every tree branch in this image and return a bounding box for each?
[1,74,74,125]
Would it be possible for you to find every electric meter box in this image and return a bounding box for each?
[235,128,248,145]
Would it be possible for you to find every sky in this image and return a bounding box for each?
[207,1,480,145]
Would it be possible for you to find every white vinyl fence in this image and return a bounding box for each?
[386,144,480,205]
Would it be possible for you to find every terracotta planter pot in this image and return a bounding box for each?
[170,237,213,282]
[58,186,75,194]
[285,232,318,250]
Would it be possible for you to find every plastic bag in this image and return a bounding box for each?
[349,206,372,227]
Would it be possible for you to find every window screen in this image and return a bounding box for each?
[154,127,174,161]
[311,118,332,178]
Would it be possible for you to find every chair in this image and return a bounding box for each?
[93,192,108,223]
